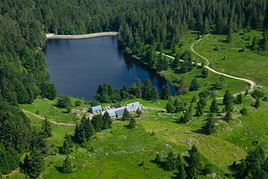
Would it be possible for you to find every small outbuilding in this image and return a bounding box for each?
[127,102,141,112]
[106,107,126,118]
[91,105,102,114]
[93,102,141,118]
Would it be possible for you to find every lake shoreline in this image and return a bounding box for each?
[122,50,178,91]
[46,32,119,40]
[45,35,176,99]
[46,31,173,85]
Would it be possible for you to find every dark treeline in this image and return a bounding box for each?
[230,146,268,178]
[0,0,54,176]
[116,0,268,55]
[0,0,268,177]
[36,0,268,50]
[95,79,164,103]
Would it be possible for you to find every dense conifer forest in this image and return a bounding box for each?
[0,0,268,177]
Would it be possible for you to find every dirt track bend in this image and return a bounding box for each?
[22,109,76,127]
[161,34,257,95]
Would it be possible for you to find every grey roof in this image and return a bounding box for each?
[106,107,126,117]
[127,102,141,112]
[92,105,102,114]
[115,108,126,117]
[102,102,141,118]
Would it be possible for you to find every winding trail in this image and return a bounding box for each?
[162,34,257,95]
[46,31,256,94]
[190,34,256,93]
[22,109,76,127]
[143,106,166,111]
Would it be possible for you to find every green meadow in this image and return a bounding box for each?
[13,89,268,179]
[11,30,268,179]
[194,30,268,86]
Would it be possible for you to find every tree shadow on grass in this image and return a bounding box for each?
[56,166,63,173]
[172,172,182,179]
[195,74,206,78]
[150,159,169,171]
[192,128,206,135]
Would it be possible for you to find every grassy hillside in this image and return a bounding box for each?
[8,30,268,178]
[194,30,268,86]
[6,89,265,179]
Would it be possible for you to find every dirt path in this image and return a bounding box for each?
[161,34,257,95]
[143,106,166,111]
[190,34,256,93]
[22,109,76,127]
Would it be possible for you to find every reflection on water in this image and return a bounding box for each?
[45,36,176,99]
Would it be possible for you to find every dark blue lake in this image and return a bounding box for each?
[45,36,175,100]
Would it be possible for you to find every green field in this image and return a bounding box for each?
[157,31,249,100]
[161,67,247,98]
[20,97,87,123]
[194,30,268,86]
[10,89,267,179]
[10,30,268,179]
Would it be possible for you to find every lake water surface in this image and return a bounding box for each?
[45,36,175,99]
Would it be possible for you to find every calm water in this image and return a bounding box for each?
[45,36,175,99]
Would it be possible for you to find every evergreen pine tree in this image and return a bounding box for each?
[61,135,73,155]
[56,96,72,111]
[227,21,233,43]
[180,104,192,123]
[177,78,188,95]
[240,107,248,116]
[102,111,112,129]
[263,30,268,51]
[176,154,183,170]
[73,123,86,144]
[186,145,203,179]
[22,150,44,179]
[224,111,232,122]
[61,155,72,173]
[203,114,215,135]
[127,116,136,129]
[132,79,143,98]
[251,37,259,51]
[84,118,95,139]
[191,96,198,103]
[225,100,233,113]
[164,151,176,171]
[122,108,130,121]
[142,80,159,101]
[236,93,243,104]
[166,98,175,113]
[254,97,261,109]
[91,115,103,131]
[178,163,187,179]
[195,102,203,117]
[174,98,184,112]
[161,86,171,100]
[41,118,52,138]
[189,79,200,91]
[245,89,249,96]
[154,153,162,164]
[151,87,159,102]
[201,67,208,78]
[195,97,206,117]
[136,109,142,117]
[210,97,219,113]
[223,90,234,105]
[202,17,210,34]
[223,90,234,113]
